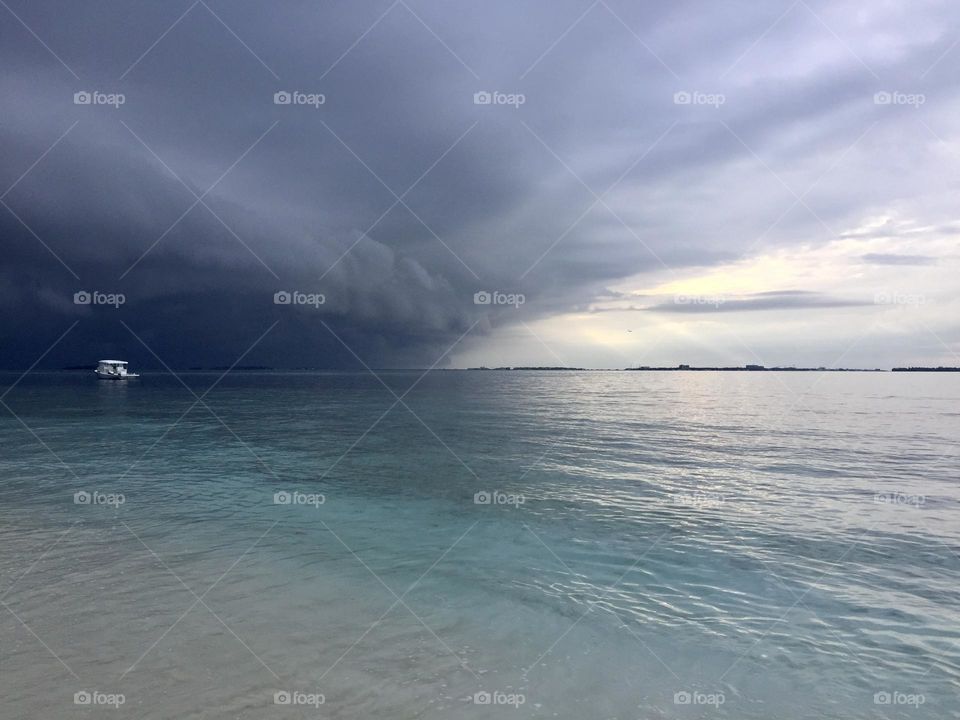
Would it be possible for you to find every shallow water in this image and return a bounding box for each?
[0,371,958,718]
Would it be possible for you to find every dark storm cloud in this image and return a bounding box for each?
[1,0,958,368]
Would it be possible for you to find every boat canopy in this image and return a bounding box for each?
[97,360,127,366]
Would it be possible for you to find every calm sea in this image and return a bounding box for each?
[0,371,957,719]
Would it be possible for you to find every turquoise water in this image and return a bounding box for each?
[1,371,958,719]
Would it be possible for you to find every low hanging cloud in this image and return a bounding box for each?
[643,290,873,314]
[860,253,938,266]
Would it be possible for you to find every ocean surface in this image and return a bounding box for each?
[0,370,957,719]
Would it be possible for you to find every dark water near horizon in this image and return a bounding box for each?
[1,371,958,719]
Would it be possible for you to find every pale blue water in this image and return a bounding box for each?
[1,371,958,719]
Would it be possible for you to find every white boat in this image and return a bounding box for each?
[95,360,139,379]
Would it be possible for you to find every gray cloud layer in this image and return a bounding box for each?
[861,253,937,266]
[643,291,872,313]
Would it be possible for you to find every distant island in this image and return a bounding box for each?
[892,366,960,372]
[464,366,588,371]
[625,364,885,372]
[465,364,924,372]
[464,364,888,371]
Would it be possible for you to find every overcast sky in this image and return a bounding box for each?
[1,0,958,369]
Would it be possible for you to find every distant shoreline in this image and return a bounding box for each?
[27,365,960,374]
[465,365,959,372]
